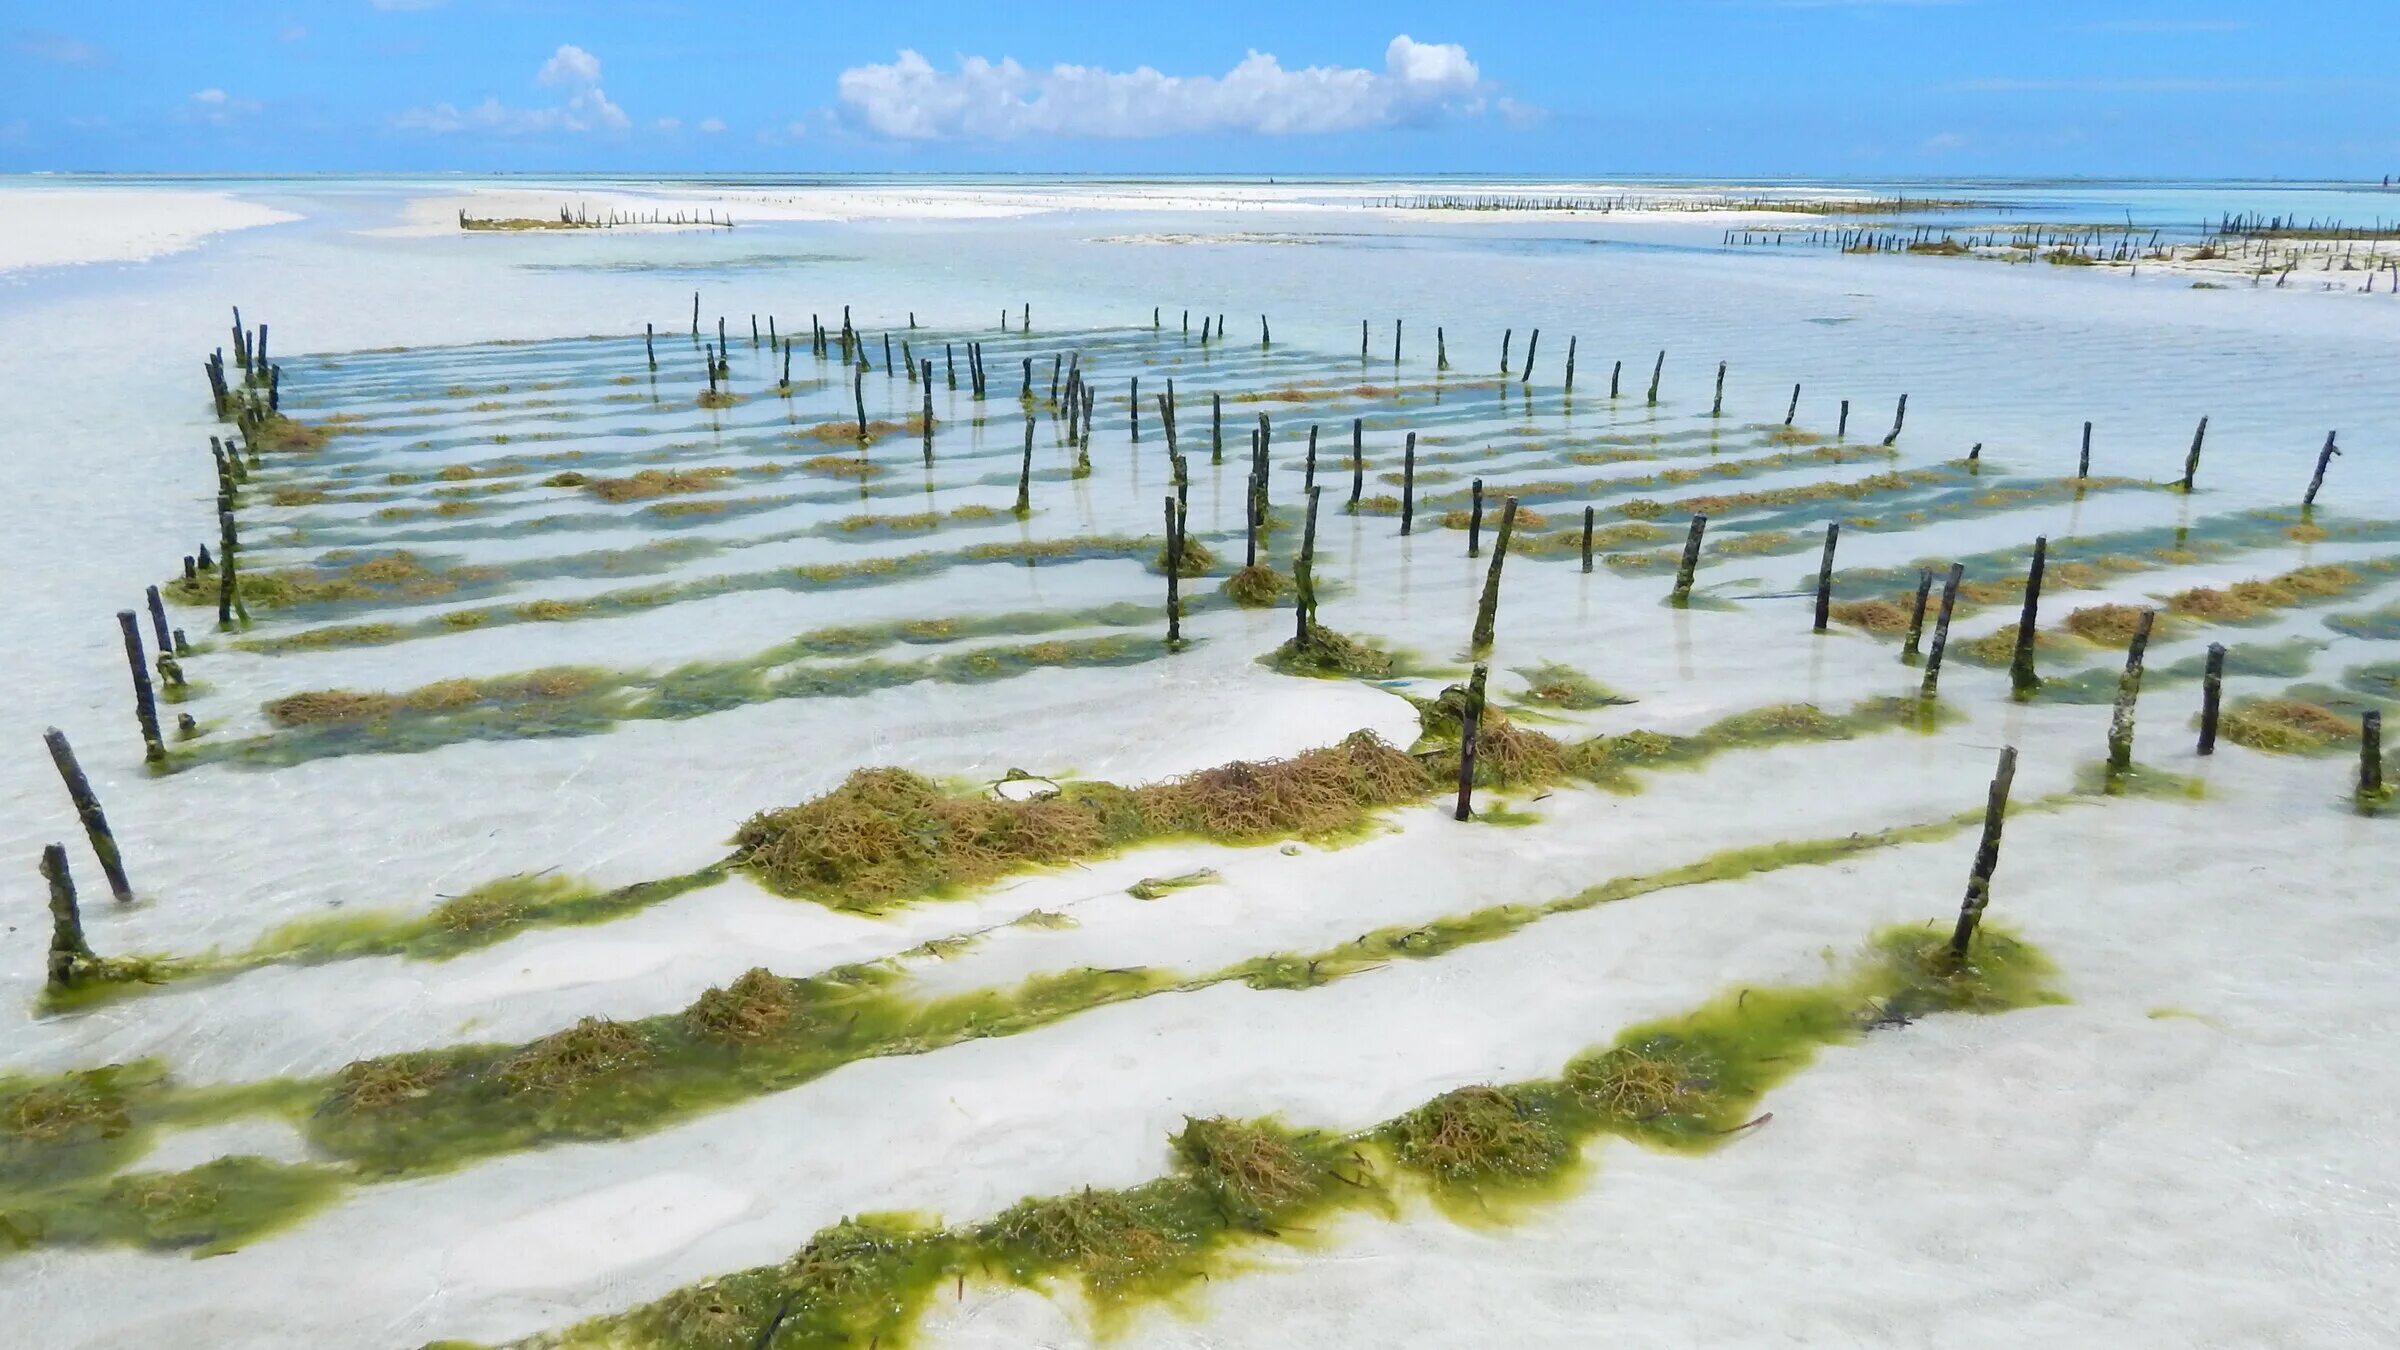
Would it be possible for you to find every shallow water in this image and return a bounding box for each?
[0,176,2394,1349]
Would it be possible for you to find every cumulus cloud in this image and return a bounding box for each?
[537,44,602,87]
[835,34,1488,140]
[396,43,627,134]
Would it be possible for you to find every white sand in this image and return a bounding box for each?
[0,187,298,274]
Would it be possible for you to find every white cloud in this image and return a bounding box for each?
[182,88,262,124]
[396,43,628,135]
[192,88,227,104]
[699,116,727,134]
[537,43,602,87]
[834,34,1489,140]
[655,116,683,131]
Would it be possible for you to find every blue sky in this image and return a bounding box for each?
[3,1,2391,178]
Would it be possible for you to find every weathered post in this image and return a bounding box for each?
[2010,537,2048,700]
[854,368,869,442]
[1468,479,1485,558]
[1711,361,1726,417]
[1453,664,1489,822]
[2179,416,2208,491]
[144,586,172,654]
[43,844,95,987]
[1646,350,1665,405]
[1500,329,1512,375]
[1581,506,1596,574]
[1163,497,1183,645]
[1785,384,1800,425]
[44,729,133,903]
[1838,399,1851,439]
[1211,393,1224,465]
[1671,515,1708,603]
[1882,394,1908,447]
[2363,712,2386,802]
[1471,498,1518,650]
[1294,486,1323,644]
[1812,523,1840,632]
[1015,417,1035,516]
[1437,326,1449,370]
[921,361,935,464]
[1349,419,1365,507]
[2199,643,2227,754]
[1947,745,2020,960]
[2078,421,2092,479]
[2106,609,2157,773]
[2304,431,2340,507]
[1400,432,1418,535]
[1609,360,1622,398]
[1521,329,1539,384]
[1902,568,1934,660]
[117,612,165,765]
[1921,563,1965,696]
[1564,336,1577,393]
[645,323,657,370]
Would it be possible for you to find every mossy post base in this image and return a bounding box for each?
[1921,562,1965,697]
[1471,497,1519,651]
[1949,745,2019,960]
[44,729,133,904]
[1812,522,1840,633]
[2179,415,2209,492]
[116,611,166,765]
[1671,514,1708,604]
[2198,642,2226,754]
[1454,664,1488,822]
[1294,487,1323,645]
[1901,568,1934,660]
[2361,712,2384,800]
[2106,609,2156,773]
[2303,431,2339,508]
[2010,536,2048,701]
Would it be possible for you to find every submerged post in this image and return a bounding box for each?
[1672,515,1708,603]
[1921,563,1965,696]
[116,611,164,765]
[1785,383,1800,426]
[645,323,656,371]
[1646,350,1665,405]
[1812,523,1840,632]
[1468,479,1485,558]
[44,728,132,904]
[1437,326,1449,370]
[2010,537,2048,700]
[2304,431,2340,507]
[1400,432,1418,535]
[1838,399,1850,439]
[1581,506,1596,574]
[2078,421,2092,479]
[921,361,935,464]
[1712,361,1726,417]
[1902,567,1934,660]
[1948,746,2020,960]
[2106,609,2157,773]
[1609,360,1622,399]
[1500,329,1512,375]
[854,368,869,443]
[1163,498,1183,645]
[1522,329,1539,384]
[1453,664,1489,822]
[1471,498,1518,650]
[1882,393,1908,447]
[2198,642,2227,755]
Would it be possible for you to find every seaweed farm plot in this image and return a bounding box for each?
[10,295,2396,1350]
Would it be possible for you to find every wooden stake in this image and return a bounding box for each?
[1882,393,1907,447]
[1948,745,2019,960]
[1610,360,1621,398]
[1564,336,1577,392]
[2363,711,2385,800]
[1672,515,1707,603]
[1468,478,1485,558]
[1500,329,1512,375]
[1294,486,1323,644]
[854,368,869,442]
[44,728,133,903]
[1522,329,1539,384]
[1164,497,1183,645]
[921,362,935,464]
[1471,498,1518,650]
[117,611,164,765]
[1902,568,1934,659]
[1212,393,1224,465]
[2304,431,2340,507]
[1437,326,1449,370]
[1646,350,1665,405]
[1711,361,1726,417]
[1922,563,1964,696]
[1812,523,1840,632]
[2105,609,2157,773]
[43,843,94,987]
[1454,664,1488,822]
[144,586,172,654]
[1838,399,1850,439]
[1349,419,1365,507]
[1394,318,1402,366]
[1785,383,1800,425]
[2180,416,2208,491]
[1400,432,1417,535]
[2010,537,2047,700]
[1581,506,1596,574]
[2198,642,2227,754]
[1015,418,1036,515]
[1304,425,1318,494]
[2078,421,2092,479]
